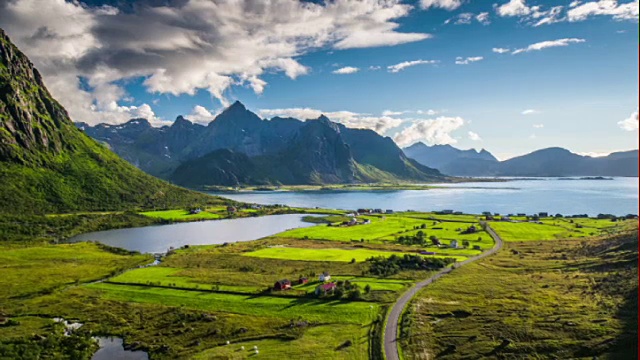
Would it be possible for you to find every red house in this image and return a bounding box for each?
[298,277,309,285]
[315,282,337,296]
[273,279,291,291]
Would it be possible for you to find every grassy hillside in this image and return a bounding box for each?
[401,230,638,359]
[0,28,222,214]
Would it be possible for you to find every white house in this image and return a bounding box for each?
[450,240,459,248]
[319,272,331,282]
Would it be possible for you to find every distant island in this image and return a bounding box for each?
[557,176,615,181]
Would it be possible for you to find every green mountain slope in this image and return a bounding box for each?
[0,28,221,214]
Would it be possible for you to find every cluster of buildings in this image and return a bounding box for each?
[273,272,338,296]
[355,208,394,215]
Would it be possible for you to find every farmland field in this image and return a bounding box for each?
[192,324,370,360]
[139,208,224,221]
[490,218,636,241]
[88,282,379,324]
[0,242,151,300]
[243,247,467,262]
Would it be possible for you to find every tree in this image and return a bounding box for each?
[462,240,470,248]
[364,284,371,294]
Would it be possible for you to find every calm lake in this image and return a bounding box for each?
[69,214,313,253]
[209,177,638,217]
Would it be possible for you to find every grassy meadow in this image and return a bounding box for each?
[243,246,467,262]
[490,217,636,241]
[400,230,638,359]
[1,208,636,360]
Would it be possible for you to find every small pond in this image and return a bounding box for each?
[92,337,149,360]
[68,214,315,253]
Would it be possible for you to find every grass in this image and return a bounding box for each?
[400,231,638,359]
[0,242,151,300]
[400,212,481,223]
[275,215,432,243]
[139,208,223,221]
[490,218,636,241]
[87,282,379,324]
[109,266,264,293]
[192,324,370,359]
[243,247,467,263]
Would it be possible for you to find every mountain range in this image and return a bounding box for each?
[404,143,638,177]
[0,28,218,214]
[77,103,446,186]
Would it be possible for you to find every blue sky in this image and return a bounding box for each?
[0,0,637,159]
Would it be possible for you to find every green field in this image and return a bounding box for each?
[243,247,467,262]
[400,212,481,223]
[109,266,264,293]
[88,282,379,324]
[4,209,635,360]
[490,218,636,241]
[139,208,223,221]
[0,242,151,300]
[400,231,638,359]
[192,324,370,360]
[276,216,435,242]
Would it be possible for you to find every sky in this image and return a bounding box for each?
[0,0,638,160]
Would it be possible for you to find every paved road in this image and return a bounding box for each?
[383,223,504,360]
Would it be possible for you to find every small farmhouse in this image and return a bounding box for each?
[298,277,309,285]
[319,272,331,282]
[450,240,459,248]
[273,279,291,291]
[315,282,337,296]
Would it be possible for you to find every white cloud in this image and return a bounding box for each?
[332,66,360,74]
[496,0,532,17]
[496,0,637,26]
[512,38,585,54]
[533,123,544,128]
[186,105,218,125]
[529,134,537,139]
[420,0,465,10]
[382,110,407,116]
[618,109,639,131]
[258,108,404,134]
[495,1,564,26]
[393,116,465,146]
[476,12,491,24]
[417,109,439,115]
[455,56,484,65]
[522,109,539,115]
[567,0,639,22]
[468,131,482,141]
[532,6,565,26]
[577,151,611,157]
[492,47,511,54]
[447,12,491,25]
[387,59,438,73]
[369,65,382,70]
[0,0,430,125]
[452,12,474,24]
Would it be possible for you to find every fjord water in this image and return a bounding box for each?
[69,214,313,253]
[210,178,638,216]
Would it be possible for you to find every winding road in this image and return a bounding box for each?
[383,223,504,360]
